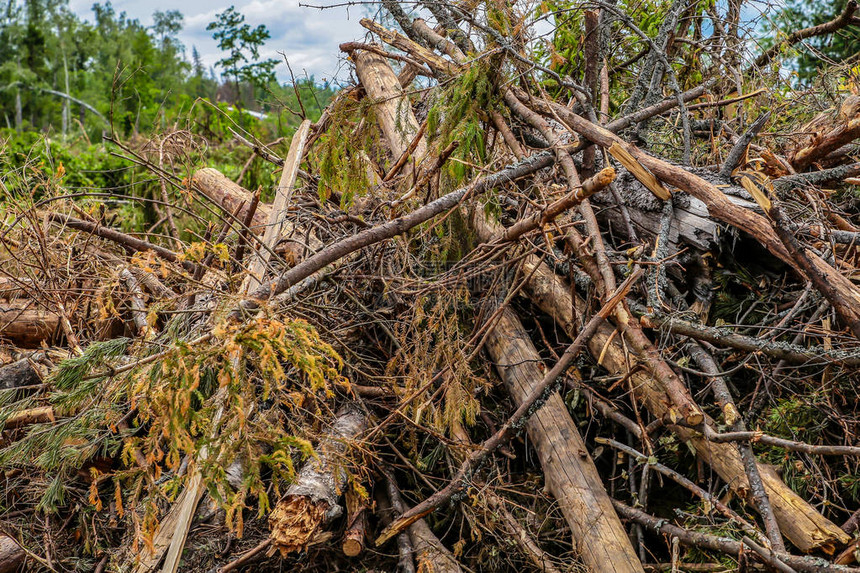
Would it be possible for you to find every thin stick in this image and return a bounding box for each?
[376,268,642,545]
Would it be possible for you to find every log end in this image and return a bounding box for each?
[342,536,364,557]
[269,497,328,556]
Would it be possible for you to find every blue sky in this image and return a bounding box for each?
[67,0,781,86]
[68,0,373,85]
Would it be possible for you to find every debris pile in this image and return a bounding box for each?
[2,2,860,571]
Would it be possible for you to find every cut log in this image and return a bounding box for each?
[484,306,644,573]
[593,167,758,252]
[484,219,852,552]
[190,168,270,233]
[269,408,367,555]
[352,49,427,163]
[244,119,312,291]
[190,167,322,263]
[0,302,60,347]
[0,352,48,389]
[342,487,368,557]
[0,277,33,299]
[381,472,461,573]
[0,536,24,573]
[408,518,463,573]
[3,406,54,429]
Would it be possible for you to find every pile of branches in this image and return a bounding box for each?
[2,1,860,571]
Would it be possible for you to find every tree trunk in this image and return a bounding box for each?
[0,536,24,573]
[487,223,852,553]
[0,303,60,347]
[269,408,367,555]
[0,352,48,389]
[190,167,322,262]
[484,307,645,573]
[352,49,427,163]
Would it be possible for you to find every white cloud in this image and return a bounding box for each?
[69,0,370,83]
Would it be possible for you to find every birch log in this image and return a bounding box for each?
[0,303,60,347]
[269,408,367,555]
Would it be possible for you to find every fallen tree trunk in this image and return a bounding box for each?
[0,278,34,300]
[268,407,367,555]
[190,168,270,233]
[615,502,860,573]
[0,352,48,389]
[523,92,860,341]
[380,471,461,573]
[593,167,758,252]
[190,168,323,262]
[0,537,24,573]
[352,48,427,163]
[483,306,645,573]
[470,204,850,553]
[0,303,60,347]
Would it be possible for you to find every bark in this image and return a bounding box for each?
[0,536,24,573]
[508,242,851,553]
[752,0,859,70]
[791,117,860,172]
[484,491,565,573]
[525,93,860,342]
[381,471,460,573]
[408,519,463,573]
[3,406,54,429]
[49,213,197,274]
[635,307,860,366]
[191,168,270,234]
[191,167,322,265]
[269,408,367,555]
[484,307,645,573]
[0,352,47,389]
[342,487,367,557]
[374,487,416,573]
[120,269,152,338]
[615,502,860,573]
[0,302,60,347]
[360,18,459,78]
[0,277,34,299]
[352,48,427,162]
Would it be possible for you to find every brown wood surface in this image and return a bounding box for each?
[191,168,271,233]
[0,302,60,347]
[0,536,24,573]
[352,49,427,162]
[484,307,645,573]
[507,236,852,553]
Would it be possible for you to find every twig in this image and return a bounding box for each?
[613,502,857,573]
[218,539,271,573]
[233,151,557,318]
[720,111,771,178]
[376,269,642,545]
[752,0,859,69]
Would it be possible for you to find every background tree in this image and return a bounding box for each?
[206,6,278,107]
[772,0,860,83]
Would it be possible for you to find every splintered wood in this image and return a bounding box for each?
[4,1,860,572]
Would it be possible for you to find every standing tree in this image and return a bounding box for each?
[772,0,860,83]
[151,9,183,53]
[206,6,278,107]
